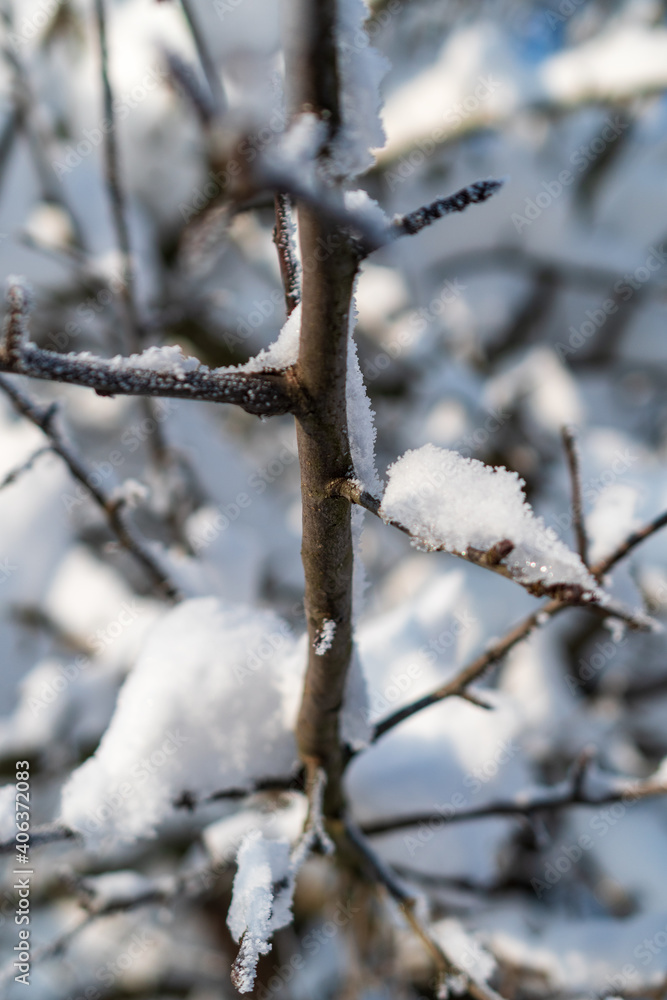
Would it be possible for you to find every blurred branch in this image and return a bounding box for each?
[360,752,667,837]
[179,0,226,115]
[94,0,140,351]
[359,497,667,742]
[0,373,183,602]
[0,14,85,246]
[0,821,77,854]
[345,819,507,1000]
[0,444,52,490]
[561,426,589,568]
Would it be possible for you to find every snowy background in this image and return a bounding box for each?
[2,0,667,997]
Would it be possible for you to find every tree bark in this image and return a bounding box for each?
[291,0,359,818]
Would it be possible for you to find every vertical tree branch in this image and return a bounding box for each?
[562,425,589,568]
[290,0,359,818]
[94,0,139,350]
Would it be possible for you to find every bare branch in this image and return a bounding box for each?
[0,444,51,490]
[372,598,564,741]
[593,508,667,579]
[273,193,301,316]
[360,760,667,838]
[164,48,216,126]
[0,821,77,854]
[390,179,505,239]
[179,0,226,115]
[561,425,589,568]
[345,820,507,1000]
[94,0,141,350]
[173,771,305,810]
[0,374,182,602]
[365,494,667,742]
[0,279,295,416]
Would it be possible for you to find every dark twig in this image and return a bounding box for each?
[345,820,506,1000]
[0,374,183,602]
[372,598,563,741]
[179,0,226,115]
[273,193,301,316]
[164,48,216,126]
[390,179,505,239]
[360,758,667,838]
[593,509,667,579]
[0,821,77,854]
[0,444,51,490]
[94,0,140,351]
[561,426,589,568]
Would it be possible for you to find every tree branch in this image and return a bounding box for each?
[334,479,649,621]
[0,279,296,416]
[94,0,140,351]
[273,192,301,316]
[366,499,667,742]
[359,754,667,837]
[390,179,505,238]
[345,820,507,1000]
[0,374,183,602]
[561,425,589,568]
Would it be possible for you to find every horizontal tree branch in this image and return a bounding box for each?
[0,281,296,417]
[334,479,652,621]
[360,754,667,837]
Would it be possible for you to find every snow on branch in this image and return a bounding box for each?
[390,179,505,239]
[228,768,333,993]
[0,278,295,417]
[337,446,603,600]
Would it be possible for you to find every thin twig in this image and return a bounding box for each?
[390,179,505,239]
[372,599,563,741]
[0,374,182,602]
[561,425,589,568]
[273,193,301,316]
[0,444,52,490]
[179,0,226,115]
[345,820,507,1000]
[94,0,140,351]
[0,821,77,854]
[593,509,667,579]
[359,756,667,838]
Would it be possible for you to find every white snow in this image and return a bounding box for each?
[241,302,301,373]
[227,831,294,992]
[380,445,601,594]
[60,598,305,848]
[331,0,389,178]
[314,619,336,656]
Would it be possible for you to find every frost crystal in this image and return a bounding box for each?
[381,445,600,594]
[314,619,336,656]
